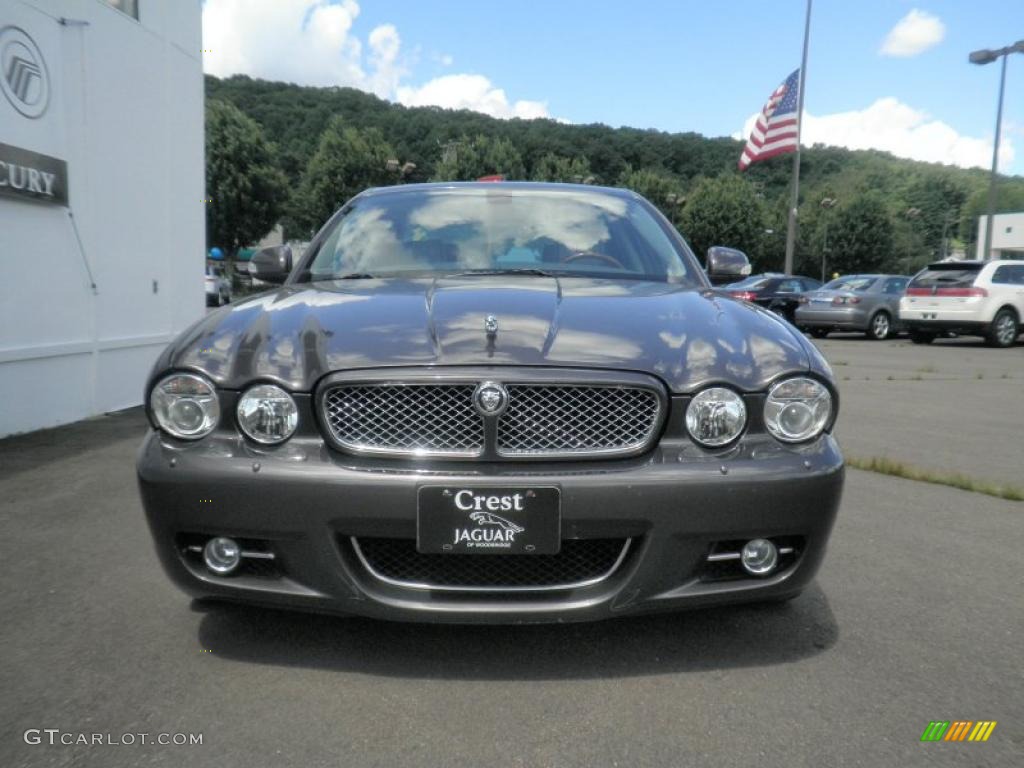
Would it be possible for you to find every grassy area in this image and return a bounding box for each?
[847,456,1024,502]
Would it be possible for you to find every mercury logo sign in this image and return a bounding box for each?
[0,26,50,119]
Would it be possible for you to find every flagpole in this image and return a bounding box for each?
[784,0,813,275]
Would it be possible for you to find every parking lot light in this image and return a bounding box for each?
[970,41,1024,260]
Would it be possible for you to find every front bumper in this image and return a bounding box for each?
[137,427,844,624]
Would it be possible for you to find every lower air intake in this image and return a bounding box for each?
[350,537,631,591]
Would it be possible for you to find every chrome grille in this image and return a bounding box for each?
[320,376,663,459]
[498,385,660,456]
[323,384,484,456]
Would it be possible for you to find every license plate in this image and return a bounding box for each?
[417,486,560,555]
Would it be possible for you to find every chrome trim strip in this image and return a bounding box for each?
[185,545,275,560]
[350,537,632,593]
[706,545,794,563]
[706,551,740,562]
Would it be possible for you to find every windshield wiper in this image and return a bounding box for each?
[447,268,558,278]
[333,272,377,280]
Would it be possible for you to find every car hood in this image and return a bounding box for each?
[158,276,821,394]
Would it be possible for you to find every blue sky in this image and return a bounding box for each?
[203,1,1024,174]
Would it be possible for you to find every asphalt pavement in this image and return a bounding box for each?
[1,338,1022,768]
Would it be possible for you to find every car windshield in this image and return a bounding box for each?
[910,264,982,289]
[301,187,698,285]
[824,276,875,292]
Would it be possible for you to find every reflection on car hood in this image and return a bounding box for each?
[158,276,818,393]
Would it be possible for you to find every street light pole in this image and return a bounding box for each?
[819,197,837,282]
[970,40,1024,261]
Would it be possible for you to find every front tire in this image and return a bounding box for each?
[909,329,936,345]
[988,308,1019,348]
[867,311,891,340]
[810,328,829,339]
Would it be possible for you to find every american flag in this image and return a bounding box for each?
[738,69,801,171]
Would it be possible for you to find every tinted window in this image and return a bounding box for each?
[776,279,801,293]
[824,276,876,292]
[304,188,698,285]
[909,265,982,289]
[104,0,139,19]
[992,265,1024,285]
[883,278,908,294]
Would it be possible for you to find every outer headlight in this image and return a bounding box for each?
[150,373,220,440]
[685,387,747,447]
[764,377,832,443]
[236,384,298,444]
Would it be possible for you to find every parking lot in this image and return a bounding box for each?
[1,336,1021,768]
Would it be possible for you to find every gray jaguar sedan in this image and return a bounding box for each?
[136,182,844,624]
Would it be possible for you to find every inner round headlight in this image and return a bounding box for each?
[236,384,299,444]
[764,377,832,443]
[150,373,220,440]
[685,387,747,447]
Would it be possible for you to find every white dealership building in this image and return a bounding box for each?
[976,212,1024,260]
[0,0,204,436]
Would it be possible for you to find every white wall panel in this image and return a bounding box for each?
[0,0,204,436]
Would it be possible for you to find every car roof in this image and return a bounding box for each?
[357,180,642,201]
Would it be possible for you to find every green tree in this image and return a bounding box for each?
[826,192,895,274]
[530,153,592,183]
[617,167,686,223]
[432,135,526,181]
[205,99,287,261]
[291,118,396,236]
[679,174,766,265]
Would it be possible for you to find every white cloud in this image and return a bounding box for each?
[880,9,945,57]
[396,74,549,119]
[736,97,1014,170]
[202,0,549,118]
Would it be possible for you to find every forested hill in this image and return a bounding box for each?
[205,74,1024,275]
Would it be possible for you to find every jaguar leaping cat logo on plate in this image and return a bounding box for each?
[469,511,525,534]
[473,381,508,416]
[0,26,50,119]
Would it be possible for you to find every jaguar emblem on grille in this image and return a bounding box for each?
[473,381,508,416]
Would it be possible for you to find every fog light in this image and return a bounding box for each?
[741,538,778,576]
[203,537,241,575]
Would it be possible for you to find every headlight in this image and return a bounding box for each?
[764,377,832,443]
[236,384,298,444]
[685,387,747,447]
[150,373,220,439]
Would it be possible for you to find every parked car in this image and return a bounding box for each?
[900,260,1024,347]
[723,274,823,323]
[137,182,843,624]
[795,274,909,340]
[204,264,231,306]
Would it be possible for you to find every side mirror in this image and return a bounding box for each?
[706,246,752,286]
[250,245,293,284]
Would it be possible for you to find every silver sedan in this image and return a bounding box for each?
[795,275,909,340]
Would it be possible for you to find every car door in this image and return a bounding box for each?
[770,278,803,319]
[882,277,909,320]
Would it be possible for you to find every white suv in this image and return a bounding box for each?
[900,260,1024,348]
